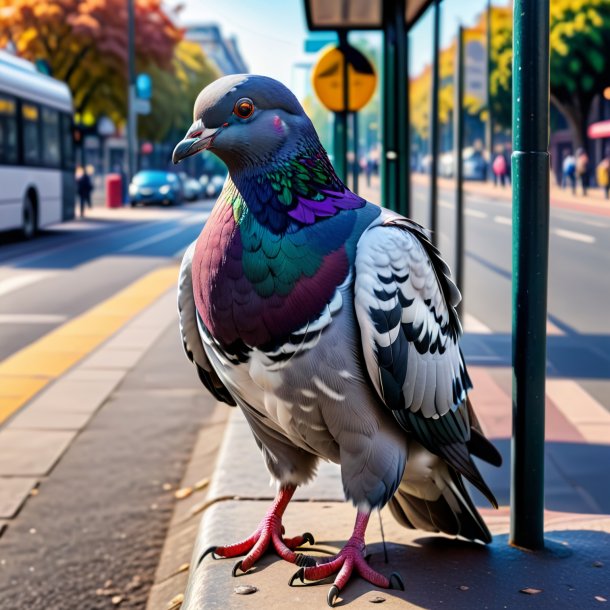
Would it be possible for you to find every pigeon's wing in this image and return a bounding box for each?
[178,242,236,406]
[354,215,500,506]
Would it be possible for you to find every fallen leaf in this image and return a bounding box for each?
[234,585,258,595]
[369,596,386,603]
[458,585,469,591]
[166,593,184,610]
[171,563,189,576]
[174,487,193,500]
[520,588,542,595]
[194,477,210,491]
[30,489,39,496]
[111,595,123,605]
[593,561,604,568]
[162,483,172,491]
[595,596,607,603]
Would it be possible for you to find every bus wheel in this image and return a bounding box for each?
[22,193,38,239]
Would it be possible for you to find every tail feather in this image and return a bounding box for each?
[389,443,493,544]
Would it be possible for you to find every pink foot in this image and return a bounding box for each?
[199,485,315,573]
[288,512,404,607]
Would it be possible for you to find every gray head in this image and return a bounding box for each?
[172,74,316,171]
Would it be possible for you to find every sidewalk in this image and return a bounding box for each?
[149,329,610,609]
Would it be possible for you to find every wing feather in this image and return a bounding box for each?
[354,214,500,504]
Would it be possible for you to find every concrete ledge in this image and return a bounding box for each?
[179,409,610,609]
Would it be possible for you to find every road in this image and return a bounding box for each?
[0,200,218,609]
[407,180,610,412]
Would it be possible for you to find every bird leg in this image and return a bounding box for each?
[200,484,315,574]
[289,511,404,607]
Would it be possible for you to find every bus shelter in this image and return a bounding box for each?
[303,0,551,551]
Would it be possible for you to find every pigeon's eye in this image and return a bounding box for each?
[234,98,254,119]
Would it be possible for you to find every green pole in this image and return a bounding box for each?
[382,0,398,211]
[429,0,441,243]
[510,0,550,551]
[334,30,349,183]
[454,25,465,318]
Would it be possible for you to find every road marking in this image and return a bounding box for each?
[439,200,453,209]
[553,228,595,244]
[119,225,189,253]
[0,273,55,298]
[494,215,512,226]
[0,314,67,325]
[465,209,487,219]
[546,380,610,444]
[463,313,492,334]
[0,266,178,425]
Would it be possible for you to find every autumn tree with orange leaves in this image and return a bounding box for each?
[0,0,181,125]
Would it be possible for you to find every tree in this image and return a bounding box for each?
[488,5,512,133]
[0,0,181,123]
[549,0,610,148]
[139,40,219,143]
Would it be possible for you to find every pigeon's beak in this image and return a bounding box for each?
[172,119,220,164]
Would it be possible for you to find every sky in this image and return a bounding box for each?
[171,0,504,86]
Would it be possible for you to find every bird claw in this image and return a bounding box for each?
[288,567,305,586]
[232,560,247,577]
[198,546,219,566]
[389,572,404,591]
[302,532,315,545]
[327,584,340,607]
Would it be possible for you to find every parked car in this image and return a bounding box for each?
[178,172,203,201]
[203,174,226,198]
[463,149,487,181]
[129,170,183,207]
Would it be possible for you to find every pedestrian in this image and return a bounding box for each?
[562,150,576,194]
[77,166,93,217]
[492,151,508,187]
[596,147,610,200]
[575,147,590,196]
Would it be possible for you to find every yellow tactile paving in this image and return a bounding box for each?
[0,266,178,425]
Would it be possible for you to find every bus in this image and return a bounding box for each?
[0,51,75,239]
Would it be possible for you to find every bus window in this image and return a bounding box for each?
[42,107,61,167]
[61,113,75,170]
[22,102,41,165]
[0,95,18,164]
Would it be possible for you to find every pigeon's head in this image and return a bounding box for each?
[172,74,315,172]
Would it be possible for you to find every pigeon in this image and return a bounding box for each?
[173,74,501,606]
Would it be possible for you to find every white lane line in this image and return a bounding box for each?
[0,314,67,324]
[119,225,188,253]
[465,209,487,219]
[546,380,610,443]
[553,228,595,244]
[494,215,512,226]
[463,313,492,334]
[0,272,55,297]
[439,200,453,209]
[554,214,608,229]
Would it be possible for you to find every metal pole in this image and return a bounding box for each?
[510,0,550,551]
[334,30,349,182]
[382,0,398,211]
[454,25,465,318]
[127,0,137,182]
[429,0,441,243]
[396,0,409,218]
[486,0,494,180]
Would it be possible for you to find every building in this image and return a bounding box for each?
[185,25,248,75]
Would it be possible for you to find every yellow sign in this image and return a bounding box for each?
[312,44,377,113]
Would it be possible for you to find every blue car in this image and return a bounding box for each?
[129,170,183,207]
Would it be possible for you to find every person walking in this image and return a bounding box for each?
[561,150,576,194]
[575,147,590,196]
[76,166,94,217]
[596,147,610,200]
[492,151,508,187]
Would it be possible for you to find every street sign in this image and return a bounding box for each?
[312,44,376,112]
[134,98,151,115]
